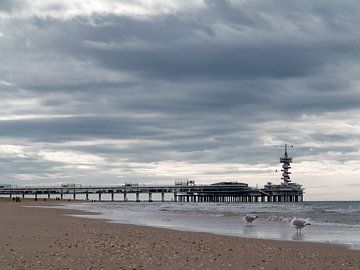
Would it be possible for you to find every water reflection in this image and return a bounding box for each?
[291,233,305,241]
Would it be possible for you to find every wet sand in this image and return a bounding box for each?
[0,198,359,270]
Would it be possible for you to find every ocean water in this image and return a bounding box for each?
[54,201,360,250]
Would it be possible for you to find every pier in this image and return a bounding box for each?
[0,181,303,203]
[0,145,304,202]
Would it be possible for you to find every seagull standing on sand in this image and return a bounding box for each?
[292,218,311,233]
[243,214,258,225]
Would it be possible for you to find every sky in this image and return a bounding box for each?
[0,0,360,200]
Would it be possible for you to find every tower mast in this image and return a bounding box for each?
[280,144,293,185]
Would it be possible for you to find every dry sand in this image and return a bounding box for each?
[0,198,359,270]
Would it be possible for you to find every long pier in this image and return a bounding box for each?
[0,144,304,203]
[0,181,304,203]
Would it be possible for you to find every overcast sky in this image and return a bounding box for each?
[0,1,359,200]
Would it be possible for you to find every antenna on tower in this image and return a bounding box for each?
[280,144,293,185]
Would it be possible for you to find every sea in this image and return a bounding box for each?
[50,201,360,250]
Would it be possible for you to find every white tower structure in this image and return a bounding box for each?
[280,144,293,185]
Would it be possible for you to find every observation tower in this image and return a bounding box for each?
[280,144,293,185]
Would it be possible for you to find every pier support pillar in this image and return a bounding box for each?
[161,193,165,202]
[136,193,140,202]
[73,193,76,200]
[86,193,89,201]
[174,192,177,202]
[22,193,25,199]
[111,192,114,202]
[98,193,102,202]
[35,193,38,201]
[48,193,51,199]
[124,192,127,202]
[60,193,63,200]
[148,193,152,202]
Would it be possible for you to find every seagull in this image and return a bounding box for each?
[243,214,258,225]
[292,218,311,233]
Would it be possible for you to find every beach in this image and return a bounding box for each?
[1,199,359,270]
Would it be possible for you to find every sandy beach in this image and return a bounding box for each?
[0,198,359,270]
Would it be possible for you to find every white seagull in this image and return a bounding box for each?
[292,218,311,233]
[243,214,258,225]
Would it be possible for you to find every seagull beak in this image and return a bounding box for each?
[306,223,311,226]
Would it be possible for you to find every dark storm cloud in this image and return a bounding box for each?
[0,0,360,192]
[3,1,358,87]
[2,1,358,118]
[21,10,358,82]
[80,2,359,80]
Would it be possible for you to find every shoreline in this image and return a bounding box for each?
[47,202,357,251]
[43,199,360,251]
[1,199,360,269]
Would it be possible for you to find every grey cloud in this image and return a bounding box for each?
[0,0,24,12]
[0,1,360,195]
[3,3,358,86]
[0,116,164,141]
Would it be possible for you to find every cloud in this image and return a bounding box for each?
[0,0,24,13]
[0,0,205,19]
[0,1,359,200]
[38,150,105,165]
